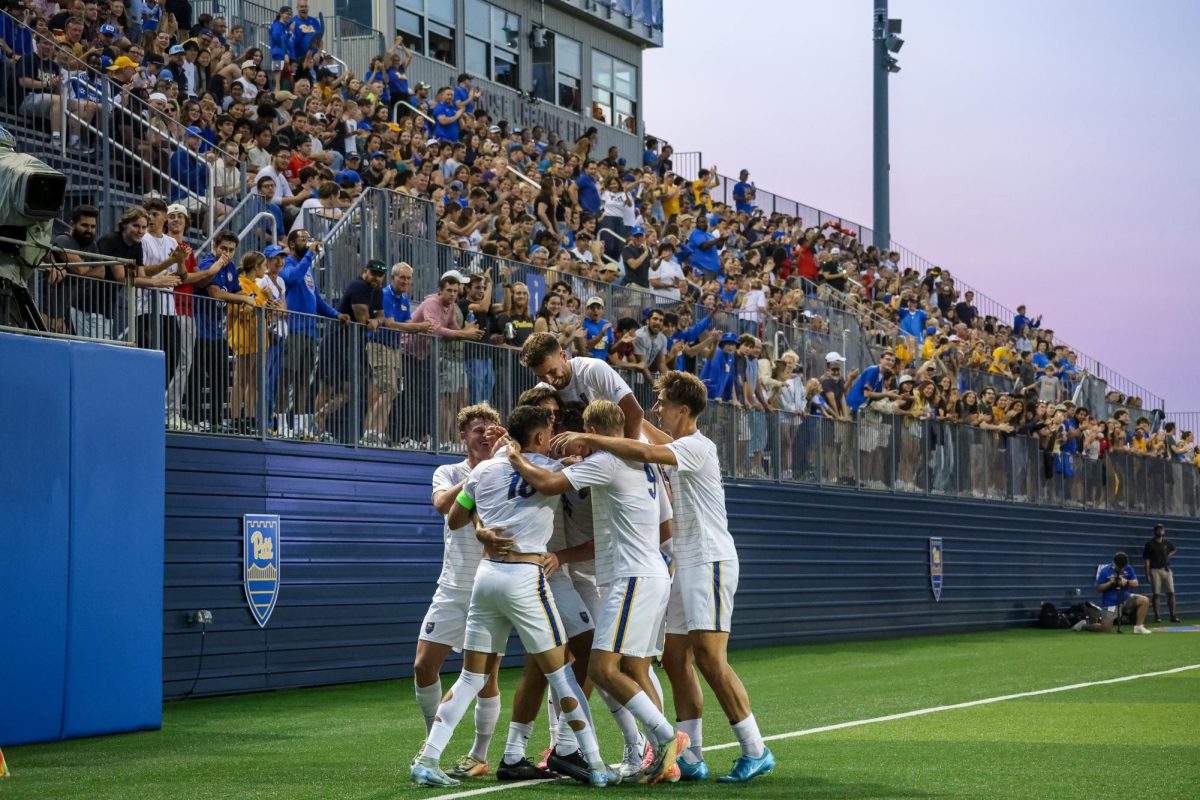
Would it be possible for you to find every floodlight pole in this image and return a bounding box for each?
[872,1,891,251]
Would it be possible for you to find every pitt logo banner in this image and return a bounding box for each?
[929,537,944,602]
[244,515,281,627]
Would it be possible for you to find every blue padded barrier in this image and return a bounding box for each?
[61,342,164,739]
[0,335,72,746]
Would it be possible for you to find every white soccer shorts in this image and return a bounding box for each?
[548,570,596,639]
[417,584,473,650]
[593,575,671,658]
[464,560,566,655]
[665,559,739,635]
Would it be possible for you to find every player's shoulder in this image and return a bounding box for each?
[434,459,471,482]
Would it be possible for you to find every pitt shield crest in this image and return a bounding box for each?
[929,537,944,602]
[244,515,281,627]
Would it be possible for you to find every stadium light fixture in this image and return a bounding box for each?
[873,3,903,250]
[886,34,904,52]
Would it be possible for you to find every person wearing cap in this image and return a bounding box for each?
[253,243,290,433]
[1142,524,1179,624]
[620,226,650,289]
[700,332,739,401]
[361,151,396,189]
[409,80,433,118]
[235,59,259,102]
[580,296,614,360]
[819,352,852,421]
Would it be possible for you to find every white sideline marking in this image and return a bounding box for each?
[433,662,1200,798]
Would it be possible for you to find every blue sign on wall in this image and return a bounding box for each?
[244,515,281,627]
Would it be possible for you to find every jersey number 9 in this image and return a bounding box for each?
[643,463,657,499]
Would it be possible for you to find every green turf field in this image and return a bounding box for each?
[4,627,1199,800]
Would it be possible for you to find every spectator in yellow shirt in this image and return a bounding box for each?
[989,338,1015,378]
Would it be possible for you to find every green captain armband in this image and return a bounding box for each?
[455,491,475,511]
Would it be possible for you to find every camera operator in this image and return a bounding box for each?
[1073,552,1152,634]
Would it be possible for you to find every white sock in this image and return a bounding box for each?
[598,687,642,749]
[647,665,665,707]
[419,670,486,764]
[415,679,443,734]
[503,721,532,763]
[624,691,675,748]
[555,717,579,755]
[677,718,703,763]
[546,695,559,747]
[470,693,501,762]
[545,665,603,770]
[731,713,765,759]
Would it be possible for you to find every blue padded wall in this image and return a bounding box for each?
[0,333,164,746]
[0,335,72,745]
[163,436,1199,699]
[61,342,165,739]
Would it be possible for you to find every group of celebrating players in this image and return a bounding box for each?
[408,331,774,788]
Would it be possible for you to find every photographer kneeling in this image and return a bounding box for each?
[1073,552,1152,634]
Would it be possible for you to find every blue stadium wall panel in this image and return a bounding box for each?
[0,333,164,746]
[163,436,1199,699]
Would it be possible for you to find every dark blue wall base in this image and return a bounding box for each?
[164,436,1198,700]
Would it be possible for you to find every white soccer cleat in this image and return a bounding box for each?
[608,737,652,780]
[1133,625,1152,635]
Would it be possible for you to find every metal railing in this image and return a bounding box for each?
[663,148,1165,409]
[14,271,1197,518]
[1,11,244,237]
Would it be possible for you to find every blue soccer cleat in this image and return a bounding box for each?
[677,758,710,781]
[716,748,775,783]
[410,761,461,787]
[589,766,623,787]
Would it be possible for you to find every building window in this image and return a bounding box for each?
[465,0,521,90]
[531,31,581,113]
[591,51,637,131]
[396,0,456,66]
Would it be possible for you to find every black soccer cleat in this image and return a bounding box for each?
[547,749,591,784]
[496,757,557,781]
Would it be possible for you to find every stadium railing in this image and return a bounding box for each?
[1,11,242,239]
[16,271,1197,517]
[665,148,1164,409]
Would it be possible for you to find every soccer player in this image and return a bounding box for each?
[550,371,775,783]
[509,399,688,784]
[410,406,617,788]
[413,403,504,778]
[522,332,643,439]
[496,388,598,781]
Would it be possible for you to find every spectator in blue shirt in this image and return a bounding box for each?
[190,232,253,431]
[663,308,714,373]
[1074,552,1151,633]
[701,333,739,401]
[278,229,348,439]
[1013,304,1041,336]
[363,262,434,445]
[575,160,602,215]
[1031,339,1051,376]
[581,296,614,359]
[687,215,723,278]
[898,297,928,342]
[432,85,474,142]
[269,7,293,73]
[453,73,476,114]
[290,0,323,62]
[732,169,756,214]
[168,127,208,203]
[846,352,899,414]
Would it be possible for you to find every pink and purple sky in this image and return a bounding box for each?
[643,0,1200,412]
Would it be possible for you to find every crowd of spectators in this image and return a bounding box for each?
[5,2,1197,492]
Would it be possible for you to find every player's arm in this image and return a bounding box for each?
[448,489,475,529]
[554,539,595,565]
[641,419,674,445]
[432,479,466,516]
[618,392,644,439]
[552,432,677,467]
[507,442,572,495]
[659,519,672,545]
